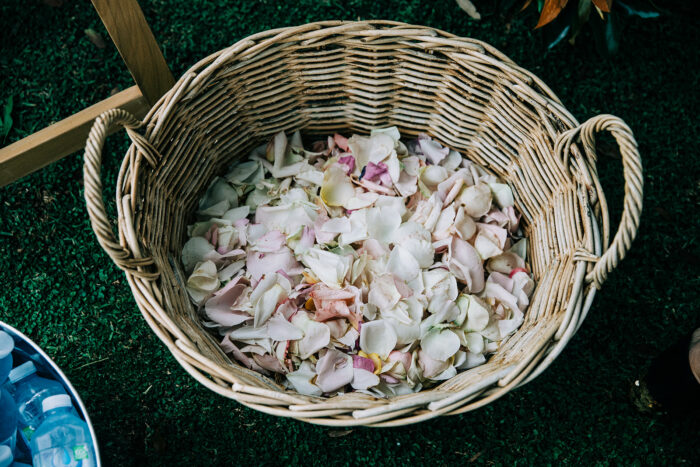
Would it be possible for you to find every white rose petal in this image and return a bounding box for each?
[286,361,322,396]
[301,248,352,288]
[360,319,397,359]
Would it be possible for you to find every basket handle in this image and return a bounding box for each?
[556,114,643,289]
[83,109,161,277]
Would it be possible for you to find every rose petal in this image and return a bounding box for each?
[246,247,303,282]
[253,353,288,374]
[419,138,449,165]
[255,204,316,235]
[351,368,380,390]
[198,177,238,213]
[474,232,504,260]
[313,210,338,245]
[418,350,450,379]
[463,295,491,332]
[483,280,521,314]
[321,165,356,207]
[266,311,304,341]
[301,248,352,288]
[337,327,359,348]
[477,223,508,250]
[352,354,376,373]
[441,149,462,171]
[338,155,356,174]
[182,237,216,273]
[222,206,250,223]
[486,251,526,275]
[226,160,263,185]
[386,245,421,283]
[204,282,252,326]
[370,126,401,142]
[366,206,402,244]
[286,361,322,396]
[291,312,331,359]
[345,191,379,211]
[315,349,354,393]
[186,260,220,304]
[455,350,487,370]
[458,182,492,218]
[321,217,352,234]
[421,165,448,188]
[488,183,514,208]
[368,274,401,310]
[447,236,485,293]
[253,230,286,252]
[359,319,397,359]
[382,298,422,345]
[334,134,350,151]
[421,328,460,362]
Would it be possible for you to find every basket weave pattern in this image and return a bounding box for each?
[83,21,642,427]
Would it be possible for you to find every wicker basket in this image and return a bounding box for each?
[83,21,643,427]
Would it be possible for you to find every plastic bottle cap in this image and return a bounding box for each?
[0,332,12,359]
[42,394,72,413]
[8,360,36,383]
[0,445,11,467]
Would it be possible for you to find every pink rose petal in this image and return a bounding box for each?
[352,355,375,373]
[334,133,350,152]
[255,230,286,252]
[338,155,356,174]
[315,349,354,393]
[246,247,303,281]
[447,236,485,293]
[253,353,288,374]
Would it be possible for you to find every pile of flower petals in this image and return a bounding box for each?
[181,127,535,397]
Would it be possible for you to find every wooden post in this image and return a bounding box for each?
[0,86,148,187]
[91,0,175,107]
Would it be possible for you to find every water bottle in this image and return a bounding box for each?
[0,388,16,453]
[30,395,96,467]
[0,331,12,383]
[0,331,16,453]
[9,361,66,444]
[0,331,16,401]
[0,445,31,467]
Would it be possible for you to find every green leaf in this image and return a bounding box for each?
[1,96,13,139]
[591,8,619,56]
[569,0,592,43]
[616,0,660,18]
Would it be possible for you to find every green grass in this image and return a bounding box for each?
[1,1,699,465]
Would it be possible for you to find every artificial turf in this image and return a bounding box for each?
[1,0,698,465]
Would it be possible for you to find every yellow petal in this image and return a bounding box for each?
[367,353,383,375]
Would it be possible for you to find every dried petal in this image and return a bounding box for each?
[360,320,397,359]
[419,138,449,165]
[459,182,492,218]
[421,329,460,362]
[267,312,303,341]
[301,248,352,288]
[488,183,514,208]
[447,236,485,293]
[286,361,322,396]
[315,349,354,393]
[351,368,380,390]
[291,312,331,359]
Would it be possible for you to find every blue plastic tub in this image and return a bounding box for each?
[0,321,101,465]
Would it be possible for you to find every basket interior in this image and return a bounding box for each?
[126,25,588,397]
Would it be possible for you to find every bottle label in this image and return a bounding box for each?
[73,444,89,460]
[34,445,94,466]
[21,426,34,441]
